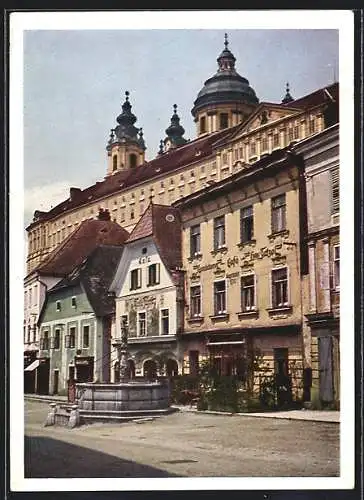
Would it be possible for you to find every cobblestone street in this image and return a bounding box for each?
[24,401,340,478]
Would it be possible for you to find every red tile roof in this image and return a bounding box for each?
[26,127,237,231]
[32,218,129,277]
[126,203,182,270]
[282,82,339,110]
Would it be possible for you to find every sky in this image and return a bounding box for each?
[23,25,339,226]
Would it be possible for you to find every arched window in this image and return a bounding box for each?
[129,154,137,168]
[143,360,157,380]
[112,155,118,171]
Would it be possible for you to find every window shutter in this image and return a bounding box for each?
[331,168,340,214]
[137,268,142,288]
[156,263,160,284]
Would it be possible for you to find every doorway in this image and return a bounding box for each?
[273,348,292,407]
[53,370,59,395]
[318,336,334,403]
[36,359,50,395]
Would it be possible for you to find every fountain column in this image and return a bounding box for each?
[112,317,130,383]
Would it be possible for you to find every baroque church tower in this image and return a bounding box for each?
[191,33,259,136]
[106,91,146,176]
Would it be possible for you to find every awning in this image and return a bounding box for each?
[207,341,246,346]
[24,359,40,371]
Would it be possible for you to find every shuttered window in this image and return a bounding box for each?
[331,168,339,214]
[148,263,160,286]
[130,268,142,290]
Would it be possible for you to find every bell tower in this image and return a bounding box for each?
[106,91,146,176]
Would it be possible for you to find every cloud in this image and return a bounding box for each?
[24,180,73,226]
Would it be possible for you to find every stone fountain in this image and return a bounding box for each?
[75,318,176,424]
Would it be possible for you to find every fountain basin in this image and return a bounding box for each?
[75,380,176,423]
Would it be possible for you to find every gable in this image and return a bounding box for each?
[110,239,174,298]
[231,103,300,140]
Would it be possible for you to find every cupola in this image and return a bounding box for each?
[191,33,259,136]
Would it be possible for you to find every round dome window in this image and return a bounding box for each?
[165,214,175,222]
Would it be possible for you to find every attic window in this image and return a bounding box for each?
[142,247,147,254]
[56,301,61,312]
[155,168,161,173]
[71,296,77,308]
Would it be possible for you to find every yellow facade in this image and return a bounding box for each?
[26,104,327,274]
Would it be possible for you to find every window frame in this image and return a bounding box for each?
[160,308,170,335]
[240,274,256,312]
[83,324,90,348]
[53,328,61,350]
[213,280,227,315]
[147,263,160,286]
[190,285,202,318]
[271,266,289,308]
[56,300,61,312]
[333,245,340,290]
[190,224,201,257]
[138,311,147,337]
[240,205,254,243]
[213,215,226,250]
[271,193,287,233]
[130,268,142,290]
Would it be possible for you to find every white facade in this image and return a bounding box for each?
[24,273,61,353]
[110,237,181,378]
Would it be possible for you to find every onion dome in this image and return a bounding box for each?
[191,33,259,117]
[138,127,146,151]
[282,82,294,104]
[164,104,187,147]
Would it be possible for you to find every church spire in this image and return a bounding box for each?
[282,82,294,104]
[164,104,187,150]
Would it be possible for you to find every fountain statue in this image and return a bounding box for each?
[74,316,176,424]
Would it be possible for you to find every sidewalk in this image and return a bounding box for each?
[25,394,339,423]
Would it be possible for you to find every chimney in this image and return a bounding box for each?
[98,208,111,221]
[70,187,81,201]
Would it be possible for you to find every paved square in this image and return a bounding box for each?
[24,401,339,478]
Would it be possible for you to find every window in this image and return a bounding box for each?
[160,309,169,335]
[213,216,225,250]
[249,142,256,156]
[41,331,49,350]
[294,125,299,140]
[222,153,228,165]
[190,286,201,317]
[333,245,340,290]
[65,327,76,348]
[240,206,254,243]
[271,194,286,233]
[56,300,61,312]
[148,263,160,286]
[53,329,60,349]
[82,325,90,348]
[190,224,201,256]
[130,268,142,290]
[309,118,315,134]
[112,155,117,171]
[27,325,31,343]
[200,116,206,134]
[241,275,256,311]
[214,281,226,315]
[71,296,76,308]
[261,137,268,151]
[239,146,244,159]
[138,312,146,336]
[234,149,238,161]
[219,113,229,129]
[130,209,135,220]
[288,128,294,142]
[272,268,289,308]
[331,168,339,214]
[273,133,279,147]
[129,154,137,168]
